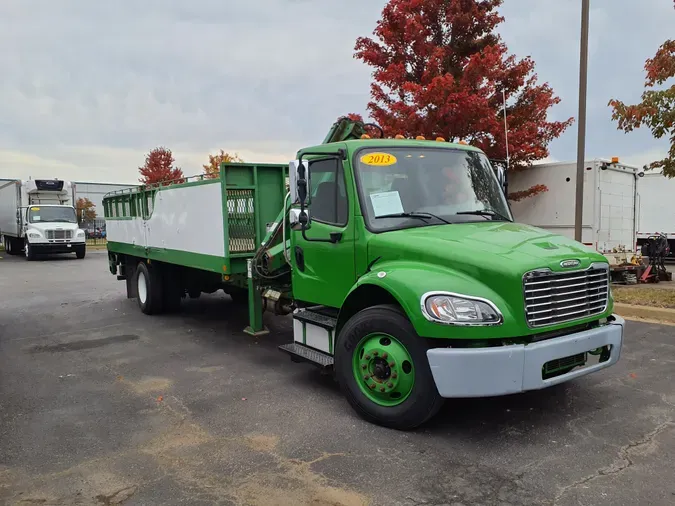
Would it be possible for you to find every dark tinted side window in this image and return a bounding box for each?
[309,159,348,226]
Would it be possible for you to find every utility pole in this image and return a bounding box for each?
[574,0,590,242]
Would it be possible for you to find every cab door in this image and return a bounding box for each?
[290,157,356,307]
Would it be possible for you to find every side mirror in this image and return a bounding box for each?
[289,208,310,230]
[495,165,508,195]
[495,165,505,187]
[289,160,310,205]
[289,159,312,231]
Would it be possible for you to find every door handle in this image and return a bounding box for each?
[294,246,305,272]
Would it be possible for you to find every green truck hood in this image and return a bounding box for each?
[366,221,610,338]
[368,221,605,274]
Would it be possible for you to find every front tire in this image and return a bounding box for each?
[76,246,86,259]
[135,262,163,315]
[24,241,35,261]
[335,304,444,430]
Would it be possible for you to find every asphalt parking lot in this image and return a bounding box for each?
[1,250,674,506]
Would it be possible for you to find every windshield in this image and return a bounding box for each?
[354,147,512,231]
[27,206,77,224]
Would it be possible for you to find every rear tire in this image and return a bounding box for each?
[135,262,163,315]
[4,237,15,255]
[335,304,444,430]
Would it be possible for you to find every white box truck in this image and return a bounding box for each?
[509,159,641,281]
[0,179,86,260]
[636,169,675,259]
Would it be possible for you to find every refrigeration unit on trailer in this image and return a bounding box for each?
[509,159,640,281]
[0,178,87,259]
[636,169,675,259]
[103,118,624,430]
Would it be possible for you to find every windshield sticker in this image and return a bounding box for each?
[360,152,397,167]
[30,207,40,211]
[370,191,404,217]
[32,215,40,221]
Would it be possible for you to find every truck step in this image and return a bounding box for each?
[279,343,334,368]
[293,307,338,330]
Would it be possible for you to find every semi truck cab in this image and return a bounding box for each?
[0,179,86,260]
[22,204,86,260]
[283,135,623,428]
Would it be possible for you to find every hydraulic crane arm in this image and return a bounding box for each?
[322,117,384,144]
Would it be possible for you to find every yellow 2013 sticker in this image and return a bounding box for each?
[360,152,397,167]
[31,207,40,211]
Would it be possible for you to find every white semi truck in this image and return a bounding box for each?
[0,179,87,260]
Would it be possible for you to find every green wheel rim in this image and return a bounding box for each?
[352,333,415,407]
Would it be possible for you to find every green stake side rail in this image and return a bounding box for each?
[103,118,625,430]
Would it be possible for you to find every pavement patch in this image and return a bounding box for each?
[120,376,173,395]
[27,334,139,354]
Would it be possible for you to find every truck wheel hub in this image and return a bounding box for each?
[352,333,415,407]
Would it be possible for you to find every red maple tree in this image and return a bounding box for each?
[353,0,572,200]
[138,147,185,185]
[609,0,675,177]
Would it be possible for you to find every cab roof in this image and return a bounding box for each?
[300,138,484,156]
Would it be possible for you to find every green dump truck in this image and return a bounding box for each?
[103,118,624,430]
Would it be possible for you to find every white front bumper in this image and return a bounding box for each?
[427,316,625,398]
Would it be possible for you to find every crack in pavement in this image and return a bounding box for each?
[554,420,675,504]
[94,485,138,505]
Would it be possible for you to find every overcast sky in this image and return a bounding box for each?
[0,0,672,184]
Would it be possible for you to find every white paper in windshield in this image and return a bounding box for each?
[370,191,404,217]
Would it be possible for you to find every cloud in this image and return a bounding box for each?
[0,0,673,182]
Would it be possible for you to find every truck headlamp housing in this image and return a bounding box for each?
[76,230,85,237]
[421,292,503,326]
[28,232,41,239]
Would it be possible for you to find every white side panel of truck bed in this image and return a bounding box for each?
[0,180,20,238]
[509,162,596,246]
[107,183,225,257]
[637,171,675,237]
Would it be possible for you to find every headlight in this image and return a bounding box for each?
[28,232,41,238]
[421,292,503,326]
[76,230,85,237]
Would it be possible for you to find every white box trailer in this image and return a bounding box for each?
[0,179,86,259]
[509,159,640,273]
[636,170,675,259]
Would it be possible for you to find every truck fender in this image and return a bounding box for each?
[336,260,516,339]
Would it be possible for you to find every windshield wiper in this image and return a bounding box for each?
[375,212,452,225]
[456,210,512,222]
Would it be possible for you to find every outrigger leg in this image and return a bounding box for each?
[244,259,269,336]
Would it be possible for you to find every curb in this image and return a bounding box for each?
[614,303,675,324]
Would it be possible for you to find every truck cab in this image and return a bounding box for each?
[1,179,87,260]
[283,136,623,428]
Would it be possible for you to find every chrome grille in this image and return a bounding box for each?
[523,264,609,328]
[46,229,73,240]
